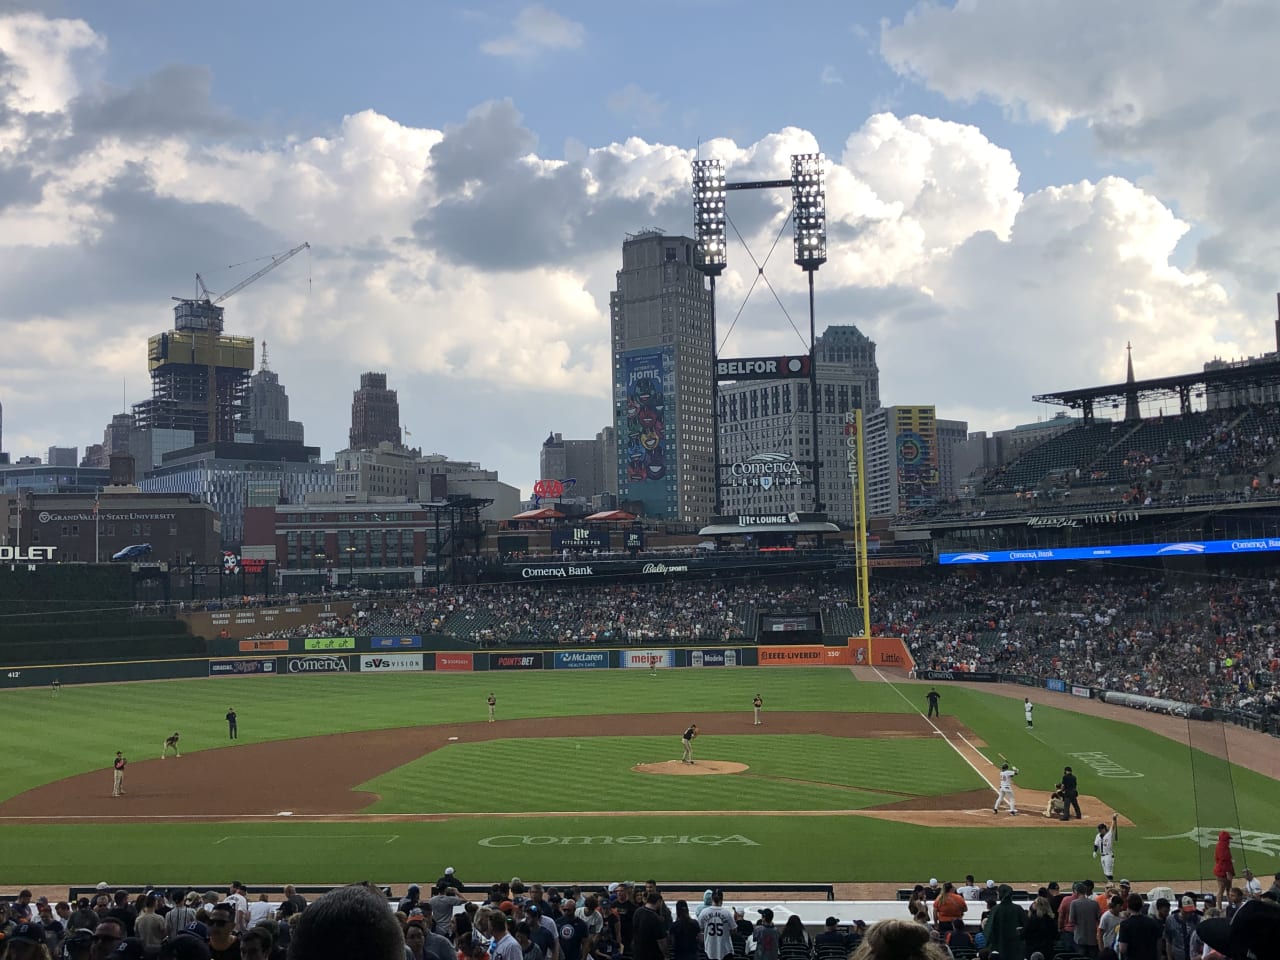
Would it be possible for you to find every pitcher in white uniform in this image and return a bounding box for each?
[993,763,1019,815]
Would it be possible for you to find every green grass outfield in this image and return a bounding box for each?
[1,668,1277,884]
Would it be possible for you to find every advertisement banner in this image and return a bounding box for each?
[941,536,1280,565]
[915,669,1000,682]
[284,655,352,674]
[624,530,644,550]
[715,355,811,381]
[1071,685,1093,698]
[848,637,914,670]
[238,639,288,653]
[758,645,850,666]
[359,654,423,673]
[623,650,675,669]
[551,527,611,550]
[690,650,738,667]
[370,635,423,650]
[490,653,542,671]
[553,650,610,670]
[618,348,673,516]
[209,658,276,677]
[304,637,355,651]
[1046,678,1068,693]
[435,653,474,672]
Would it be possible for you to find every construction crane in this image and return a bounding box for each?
[166,242,310,444]
[173,242,311,327]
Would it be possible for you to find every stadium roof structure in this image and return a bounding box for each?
[699,520,840,536]
[510,507,565,521]
[1033,357,1280,422]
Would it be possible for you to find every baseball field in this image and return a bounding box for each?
[1,666,1277,886]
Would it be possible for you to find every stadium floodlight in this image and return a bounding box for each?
[791,153,827,271]
[692,158,727,277]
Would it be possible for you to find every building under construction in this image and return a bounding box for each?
[132,243,309,453]
[131,298,255,446]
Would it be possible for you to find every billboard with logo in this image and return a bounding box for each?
[623,649,675,669]
[434,652,474,672]
[370,635,423,650]
[758,646,851,666]
[209,658,276,676]
[303,637,355,651]
[238,639,288,653]
[551,527,611,550]
[359,654,423,673]
[283,655,352,674]
[848,637,913,670]
[617,348,674,517]
[490,653,542,671]
[690,649,738,667]
[553,650,610,670]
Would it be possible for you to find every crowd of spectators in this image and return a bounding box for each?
[5,871,1278,960]
[878,568,1280,714]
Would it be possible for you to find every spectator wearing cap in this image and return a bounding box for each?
[6,921,53,960]
[521,905,558,960]
[289,885,404,960]
[112,939,147,960]
[204,903,239,960]
[91,919,127,960]
[135,895,166,956]
[63,928,96,960]
[1163,897,1201,960]
[160,924,211,960]
[436,870,464,895]
[979,881,999,912]
[632,895,668,960]
[923,880,941,902]
[814,917,854,960]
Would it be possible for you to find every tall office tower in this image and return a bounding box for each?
[864,405,943,519]
[249,346,305,444]
[539,430,612,499]
[349,372,402,450]
[132,297,254,449]
[610,231,715,522]
[718,324,881,525]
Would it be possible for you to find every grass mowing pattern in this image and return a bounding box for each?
[1,668,1278,882]
[358,735,981,812]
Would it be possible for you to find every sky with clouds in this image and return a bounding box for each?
[0,1,1275,497]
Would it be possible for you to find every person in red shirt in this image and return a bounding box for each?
[1213,832,1235,901]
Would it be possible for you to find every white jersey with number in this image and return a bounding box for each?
[699,906,735,960]
[999,768,1018,790]
[1095,828,1115,857]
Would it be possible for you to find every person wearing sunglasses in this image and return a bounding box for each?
[205,904,240,960]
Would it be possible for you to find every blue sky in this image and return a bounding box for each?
[0,1,1274,495]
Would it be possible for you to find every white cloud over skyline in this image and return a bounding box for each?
[0,8,1273,501]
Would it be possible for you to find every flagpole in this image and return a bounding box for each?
[94,494,100,564]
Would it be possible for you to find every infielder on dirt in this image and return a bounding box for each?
[161,732,181,759]
[993,761,1019,815]
[681,723,698,764]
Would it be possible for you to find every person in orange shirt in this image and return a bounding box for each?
[933,883,968,930]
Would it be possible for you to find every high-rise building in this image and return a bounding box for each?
[249,346,305,444]
[718,325,880,525]
[610,231,715,522]
[46,446,78,467]
[539,428,614,499]
[335,442,417,499]
[349,372,402,450]
[864,405,943,518]
[131,298,255,449]
[935,418,970,498]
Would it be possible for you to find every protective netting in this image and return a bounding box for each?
[1186,715,1247,884]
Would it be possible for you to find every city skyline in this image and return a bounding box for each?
[1,3,1277,499]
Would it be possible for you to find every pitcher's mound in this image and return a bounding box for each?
[633,760,748,776]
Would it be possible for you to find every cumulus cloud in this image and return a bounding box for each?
[0,8,1259,499]
[480,4,585,58]
[880,0,1280,315]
